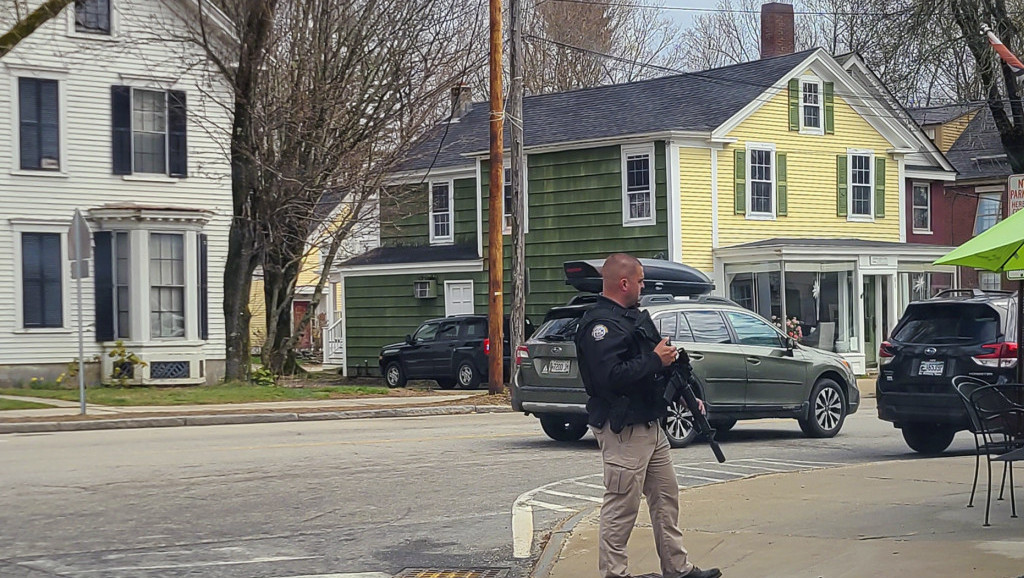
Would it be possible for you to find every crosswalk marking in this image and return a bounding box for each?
[538,488,603,503]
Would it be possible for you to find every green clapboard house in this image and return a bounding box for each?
[326,48,956,377]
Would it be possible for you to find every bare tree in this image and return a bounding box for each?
[0,0,75,59]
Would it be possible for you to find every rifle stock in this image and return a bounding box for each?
[664,351,726,463]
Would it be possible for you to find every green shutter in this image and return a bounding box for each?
[788,78,800,131]
[734,149,746,214]
[776,152,788,216]
[824,82,835,135]
[836,155,848,217]
[874,156,886,218]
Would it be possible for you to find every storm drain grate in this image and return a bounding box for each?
[394,569,509,578]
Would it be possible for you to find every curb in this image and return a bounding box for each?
[0,404,514,434]
[530,507,592,578]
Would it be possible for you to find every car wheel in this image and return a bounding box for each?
[456,361,481,389]
[799,378,847,438]
[663,400,698,448]
[436,379,456,390]
[901,423,957,454]
[539,414,589,442]
[384,362,406,388]
[709,418,737,433]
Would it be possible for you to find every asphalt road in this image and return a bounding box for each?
[0,398,980,578]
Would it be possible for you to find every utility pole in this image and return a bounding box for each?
[487,0,505,395]
[509,0,526,366]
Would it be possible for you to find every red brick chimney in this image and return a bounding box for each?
[761,2,795,59]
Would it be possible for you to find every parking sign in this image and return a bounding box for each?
[1009,174,1024,215]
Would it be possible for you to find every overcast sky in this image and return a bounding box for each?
[661,0,728,29]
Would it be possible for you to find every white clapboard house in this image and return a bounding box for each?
[0,0,234,385]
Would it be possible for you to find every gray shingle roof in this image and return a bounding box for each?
[397,50,818,172]
[907,103,980,126]
[340,244,479,267]
[945,107,1010,182]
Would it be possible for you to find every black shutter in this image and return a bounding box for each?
[94,231,114,342]
[19,78,40,170]
[198,233,209,340]
[111,85,132,175]
[168,90,187,177]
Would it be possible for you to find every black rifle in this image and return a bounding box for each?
[663,349,726,463]
[634,310,725,463]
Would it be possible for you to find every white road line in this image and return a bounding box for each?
[708,462,790,472]
[527,499,576,512]
[74,555,321,573]
[752,457,845,467]
[672,465,745,477]
[674,473,725,482]
[538,489,603,503]
[570,481,606,490]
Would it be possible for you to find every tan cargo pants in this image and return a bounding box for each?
[591,421,693,578]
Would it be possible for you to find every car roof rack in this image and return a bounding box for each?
[932,288,1016,299]
[638,294,741,307]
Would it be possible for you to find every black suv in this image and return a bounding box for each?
[379,315,534,389]
[877,289,1019,453]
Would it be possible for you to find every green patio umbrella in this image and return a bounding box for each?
[934,206,1024,382]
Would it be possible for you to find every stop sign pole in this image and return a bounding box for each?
[68,209,91,415]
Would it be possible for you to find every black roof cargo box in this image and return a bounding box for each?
[563,259,714,296]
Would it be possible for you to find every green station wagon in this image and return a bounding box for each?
[511,265,860,447]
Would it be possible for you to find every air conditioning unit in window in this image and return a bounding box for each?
[413,279,437,299]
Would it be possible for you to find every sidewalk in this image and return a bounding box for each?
[542,457,1024,578]
[0,390,507,433]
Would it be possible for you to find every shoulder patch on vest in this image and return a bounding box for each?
[591,324,608,341]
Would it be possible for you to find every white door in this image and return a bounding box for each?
[445,281,474,316]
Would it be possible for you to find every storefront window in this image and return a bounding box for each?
[729,271,781,321]
[899,271,953,308]
[781,270,855,353]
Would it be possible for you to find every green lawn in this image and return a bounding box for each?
[0,384,391,406]
[0,398,55,410]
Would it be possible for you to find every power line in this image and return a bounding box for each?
[547,0,924,18]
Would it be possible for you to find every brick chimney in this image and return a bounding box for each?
[450,84,472,121]
[761,2,795,59]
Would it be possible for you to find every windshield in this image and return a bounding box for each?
[892,303,1001,345]
[533,315,584,342]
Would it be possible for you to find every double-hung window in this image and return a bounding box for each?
[113,232,131,339]
[801,80,822,133]
[747,145,775,217]
[18,78,60,171]
[622,144,655,226]
[501,165,529,234]
[150,233,185,338]
[849,153,873,217]
[21,233,63,328]
[974,192,1002,235]
[75,0,110,35]
[429,181,453,244]
[111,86,187,177]
[912,182,931,233]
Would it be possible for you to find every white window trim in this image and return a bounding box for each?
[847,149,875,222]
[911,181,932,234]
[11,222,72,333]
[621,143,657,227]
[799,76,825,136]
[977,270,1002,291]
[501,161,529,235]
[428,179,455,245]
[145,231,200,342]
[67,0,119,40]
[8,69,69,177]
[745,142,776,220]
[443,280,475,317]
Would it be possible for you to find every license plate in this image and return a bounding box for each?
[919,360,944,376]
[548,359,570,374]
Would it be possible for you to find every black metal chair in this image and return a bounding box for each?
[953,376,1014,512]
[967,383,1024,526]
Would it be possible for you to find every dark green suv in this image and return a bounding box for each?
[511,294,860,446]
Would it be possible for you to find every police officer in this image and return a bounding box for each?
[575,253,721,578]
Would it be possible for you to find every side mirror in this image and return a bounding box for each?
[405,334,414,345]
[785,337,797,356]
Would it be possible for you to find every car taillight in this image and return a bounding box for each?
[879,341,896,365]
[483,338,491,355]
[515,345,529,367]
[972,342,1019,368]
